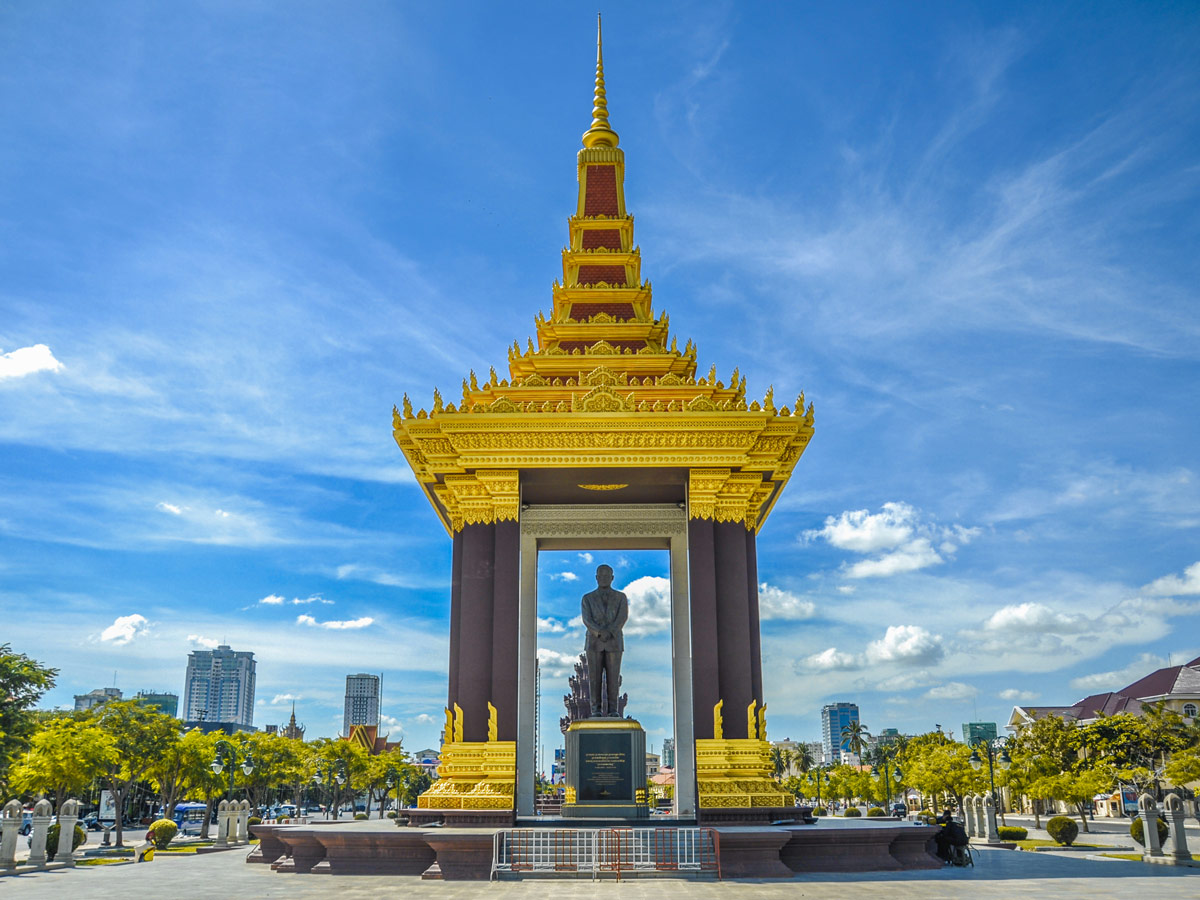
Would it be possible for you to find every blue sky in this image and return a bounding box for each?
[2,2,1198,758]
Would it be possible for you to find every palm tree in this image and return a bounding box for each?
[769,746,795,781]
[841,721,871,761]
[793,742,815,774]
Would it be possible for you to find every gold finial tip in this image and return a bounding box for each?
[582,13,618,148]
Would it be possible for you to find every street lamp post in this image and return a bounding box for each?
[312,760,348,820]
[871,748,903,814]
[211,739,255,803]
[385,767,400,820]
[969,737,1011,825]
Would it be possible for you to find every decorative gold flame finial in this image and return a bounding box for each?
[582,13,619,149]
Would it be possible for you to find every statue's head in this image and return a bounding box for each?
[595,564,614,588]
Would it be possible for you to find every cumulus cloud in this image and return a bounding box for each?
[188,634,219,649]
[156,501,183,515]
[0,344,63,379]
[578,553,594,564]
[537,647,579,678]
[801,647,861,671]
[537,617,567,634]
[999,688,1039,702]
[259,594,285,605]
[1144,561,1200,596]
[414,713,437,725]
[924,682,978,701]
[805,503,979,578]
[551,571,579,582]
[1069,652,1167,693]
[621,575,672,636]
[758,583,816,620]
[270,693,299,704]
[98,614,150,645]
[983,602,1091,634]
[296,614,374,630]
[865,625,944,666]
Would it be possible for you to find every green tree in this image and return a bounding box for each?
[10,715,115,814]
[306,738,369,818]
[1031,768,1112,832]
[0,644,58,792]
[242,731,304,811]
[1164,744,1200,788]
[362,746,410,817]
[791,742,814,774]
[93,701,180,846]
[147,728,215,820]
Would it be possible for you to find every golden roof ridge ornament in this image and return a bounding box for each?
[582,13,619,149]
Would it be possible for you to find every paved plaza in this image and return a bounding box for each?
[2,843,1198,900]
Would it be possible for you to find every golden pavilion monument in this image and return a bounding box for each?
[394,17,813,825]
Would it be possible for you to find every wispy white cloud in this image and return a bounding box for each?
[296,614,374,630]
[537,647,579,678]
[924,681,978,701]
[758,583,816,620]
[550,571,579,582]
[805,503,979,579]
[983,602,1091,634]
[156,501,183,515]
[259,594,285,605]
[1069,652,1167,694]
[187,634,219,649]
[998,688,1039,702]
[0,344,63,379]
[1144,561,1200,596]
[270,693,300,704]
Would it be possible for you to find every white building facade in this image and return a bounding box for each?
[343,673,380,736]
[182,645,256,727]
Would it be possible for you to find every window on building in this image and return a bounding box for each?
[1184,703,1198,718]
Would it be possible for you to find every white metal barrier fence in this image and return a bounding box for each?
[491,827,720,880]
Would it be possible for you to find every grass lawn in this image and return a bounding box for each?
[1013,838,1107,851]
[77,858,133,867]
[1101,852,1143,861]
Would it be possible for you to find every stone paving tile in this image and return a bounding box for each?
[1,843,1197,899]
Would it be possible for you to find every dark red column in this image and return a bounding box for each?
[746,528,764,715]
[491,520,520,741]
[688,518,719,740]
[714,521,753,739]
[458,522,495,742]
[447,529,464,713]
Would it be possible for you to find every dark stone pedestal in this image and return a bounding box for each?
[562,718,649,820]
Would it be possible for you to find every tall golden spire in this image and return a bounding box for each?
[582,13,619,149]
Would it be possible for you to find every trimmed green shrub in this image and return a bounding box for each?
[44,824,86,860]
[998,825,1028,840]
[812,807,827,816]
[386,811,398,819]
[1130,815,1169,847]
[1046,816,1078,846]
[916,813,938,825]
[247,816,262,827]
[148,818,177,849]
[843,807,862,817]
[867,807,886,817]
[354,813,369,820]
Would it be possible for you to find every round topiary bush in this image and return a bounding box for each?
[867,807,886,817]
[1130,815,1169,847]
[812,807,827,816]
[44,823,86,860]
[354,813,369,820]
[386,811,398,819]
[148,818,178,849]
[1046,815,1079,846]
[998,825,1028,840]
[843,807,862,817]
[247,816,262,827]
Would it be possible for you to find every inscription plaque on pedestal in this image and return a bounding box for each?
[562,719,649,819]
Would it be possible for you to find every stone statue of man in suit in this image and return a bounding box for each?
[581,564,628,717]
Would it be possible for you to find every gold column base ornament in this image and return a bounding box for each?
[694,737,792,809]
[417,706,516,810]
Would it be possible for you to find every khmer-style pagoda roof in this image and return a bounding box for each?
[393,18,813,535]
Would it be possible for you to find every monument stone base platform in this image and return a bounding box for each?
[561,717,649,820]
[251,819,941,880]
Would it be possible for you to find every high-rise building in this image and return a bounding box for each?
[962,722,998,746]
[74,687,122,711]
[135,690,179,717]
[182,645,256,728]
[662,737,676,769]
[821,702,861,764]
[343,673,380,736]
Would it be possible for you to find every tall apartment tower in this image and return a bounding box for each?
[343,673,381,736]
[820,701,860,765]
[182,645,256,728]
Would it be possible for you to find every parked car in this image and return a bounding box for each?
[81,814,104,832]
[891,803,907,818]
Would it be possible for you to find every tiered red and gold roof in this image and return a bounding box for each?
[394,22,813,535]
